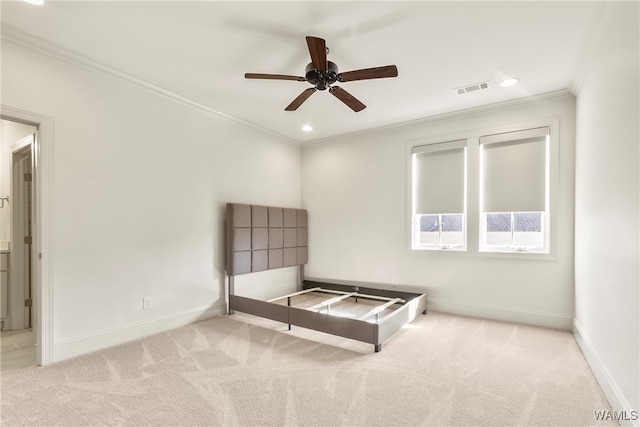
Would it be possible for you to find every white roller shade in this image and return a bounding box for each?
[413,140,466,214]
[480,127,549,213]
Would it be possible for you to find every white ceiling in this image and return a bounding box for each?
[1,1,601,143]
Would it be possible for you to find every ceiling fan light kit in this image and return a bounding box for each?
[245,36,398,112]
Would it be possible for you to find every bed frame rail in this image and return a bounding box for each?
[227,278,427,352]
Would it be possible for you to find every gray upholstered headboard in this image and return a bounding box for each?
[225,203,308,275]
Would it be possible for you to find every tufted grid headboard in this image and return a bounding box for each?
[225,203,308,275]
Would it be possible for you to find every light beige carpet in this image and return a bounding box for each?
[1,329,37,373]
[0,311,615,426]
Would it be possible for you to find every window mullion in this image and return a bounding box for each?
[511,212,515,247]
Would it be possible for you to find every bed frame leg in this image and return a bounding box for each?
[299,265,305,291]
[228,275,235,315]
[374,344,382,352]
[287,296,292,330]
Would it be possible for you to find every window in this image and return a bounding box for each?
[484,212,544,249]
[479,127,549,252]
[409,123,555,255]
[417,214,464,247]
[412,140,466,250]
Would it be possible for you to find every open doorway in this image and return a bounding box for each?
[1,119,37,371]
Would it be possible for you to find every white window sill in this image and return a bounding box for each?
[412,245,467,252]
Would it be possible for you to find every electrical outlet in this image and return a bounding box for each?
[391,278,399,287]
[143,297,152,310]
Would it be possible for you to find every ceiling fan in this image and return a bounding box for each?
[245,36,398,112]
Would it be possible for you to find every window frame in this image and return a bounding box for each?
[406,119,559,258]
[478,127,551,254]
[410,139,468,251]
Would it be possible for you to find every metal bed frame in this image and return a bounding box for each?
[225,203,427,352]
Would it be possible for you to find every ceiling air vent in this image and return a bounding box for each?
[456,81,489,95]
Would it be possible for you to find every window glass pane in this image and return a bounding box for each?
[442,214,462,232]
[513,212,543,248]
[487,213,511,232]
[441,214,464,246]
[485,213,511,247]
[514,212,541,232]
[420,215,439,232]
[418,215,439,245]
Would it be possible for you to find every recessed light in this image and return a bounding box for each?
[23,0,44,5]
[500,78,520,87]
[302,125,313,132]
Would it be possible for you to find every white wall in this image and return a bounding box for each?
[574,1,639,421]
[1,40,302,362]
[302,92,576,329]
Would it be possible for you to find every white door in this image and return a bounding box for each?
[10,135,34,331]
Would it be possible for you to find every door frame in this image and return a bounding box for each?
[1,106,54,366]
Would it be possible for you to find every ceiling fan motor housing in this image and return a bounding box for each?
[305,61,339,90]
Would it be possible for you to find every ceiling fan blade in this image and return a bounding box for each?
[306,36,327,72]
[245,73,306,81]
[285,88,317,111]
[329,86,366,112]
[337,65,398,82]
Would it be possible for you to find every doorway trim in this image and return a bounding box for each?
[1,105,54,366]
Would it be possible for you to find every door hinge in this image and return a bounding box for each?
[24,173,32,182]
[24,298,32,307]
[24,236,32,245]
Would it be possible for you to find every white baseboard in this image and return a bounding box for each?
[573,319,639,427]
[52,303,226,363]
[428,298,574,330]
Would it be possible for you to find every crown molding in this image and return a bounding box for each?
[1,24,300,146]
[303,89,575,148]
